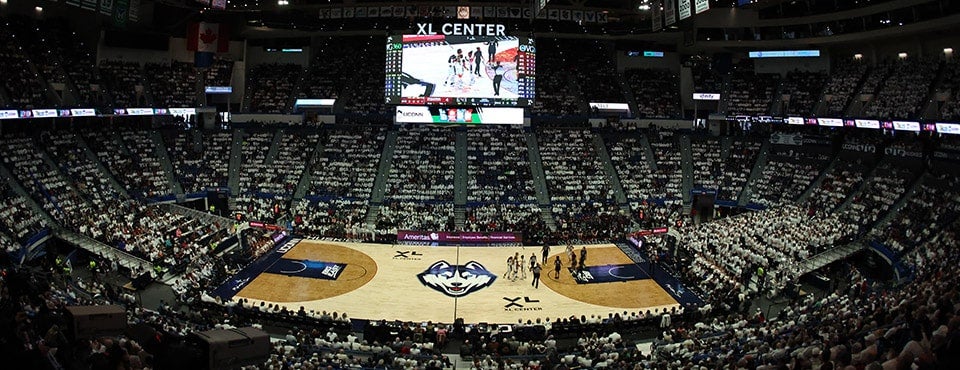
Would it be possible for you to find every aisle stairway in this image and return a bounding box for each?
[524,132,556,230]
[149,131,184,198]
[364,130,399,229]
[738,141,770,206]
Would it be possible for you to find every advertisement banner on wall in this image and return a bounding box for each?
[394,106,523,124]
[397,231,520,243]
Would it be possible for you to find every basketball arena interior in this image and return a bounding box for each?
[1,0,959,369]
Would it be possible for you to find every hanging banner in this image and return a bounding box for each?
[98,0,113,15]
[678,0,691,20]
[596,12,608,23]
[548,9,559,20]
[128,0,140,21]
[113,0,129,28]
[664,0,676,26]
[652,1,662,31]
[695,0,709,14]
[584,11,596,22]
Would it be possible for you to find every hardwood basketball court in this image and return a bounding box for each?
[231,240,680,324]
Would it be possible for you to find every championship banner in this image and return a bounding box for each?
[652,2,662,31]
[128,0,140,21]
[584,11,596,22]
[319,9,330,19]
[330,8,341,18]
[596,12,608,23]
[404,6,417,17]
[367,7,379,18]
[484,6,496,18]
[678,0,691,20]
[664,0,676,26]
[393,6,405,17]
[509,7,522,18]
[496,7,508,18]
[572,10,583,22]
[548,9,559,20]
[355,7,367,18]
[112,0,128,28]
[98,0,113,15]
[695,0,709,14]
[560,9,571,21]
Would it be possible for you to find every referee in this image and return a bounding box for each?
[492,62,504,96]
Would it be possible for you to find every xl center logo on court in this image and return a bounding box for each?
[417,260,497,298]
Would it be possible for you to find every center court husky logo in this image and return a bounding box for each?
[417,260,497,298]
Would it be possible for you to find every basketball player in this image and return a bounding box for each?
[541,244,550,264]
[529,253,537,275]
[553,256,562,279]
[444,55,458,87]
[566,243,575,265]
[473,47,484,75]
[506,255,514,281]
[531,262,542,289]
[516,252,525,280]
[491,62,504,96]
[580,246,587,267]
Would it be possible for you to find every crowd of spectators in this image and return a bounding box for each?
[552,202,632,243]
[751,150,831,207]
[823,60,868,116]
[0,180,46,244]
[726,70,780,116]
[0,19,50,108]
[248,131,319,197]
[717,138,762,201]
[463,203,545,239]
[144,61,198,108]
[601,124,658,200]
[245,63,301,113]
[538,128,614,202]
[99,60,146,107]
[625,68,681,119]
[0,135,88,227]
[376,201,455,234]
[778,70,827,116]
[341,36,387,114]
[874,169,960,255]
[804,158,869,215]
[237,131,276,194]
[836,161,916,235]
[121,132,174,198]
[863,58,939,119]
[531,39,584,116]
[677,205,857,300]
[384,125,455,202]
[467,126,535,203]
[309,126,386,199]
[938,59,960,120]
[690,138,722,191]
[649,131,683,200]
[162,130,230,194]
[292,198,372,240]
[570,40,625,104]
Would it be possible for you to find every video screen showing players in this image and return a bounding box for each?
[384,34,535,107]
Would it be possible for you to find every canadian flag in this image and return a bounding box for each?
[187,22,229,53]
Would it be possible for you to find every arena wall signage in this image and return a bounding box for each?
[415,23,506,36]
[397,230,521,243]
[692,93,720,101]
[0,110,20,119]
[589,102,631,112]
[841,143,877,153]
[936,123,960,135]
[892,121,921,132]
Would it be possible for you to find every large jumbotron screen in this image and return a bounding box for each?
[384,30,536,107]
